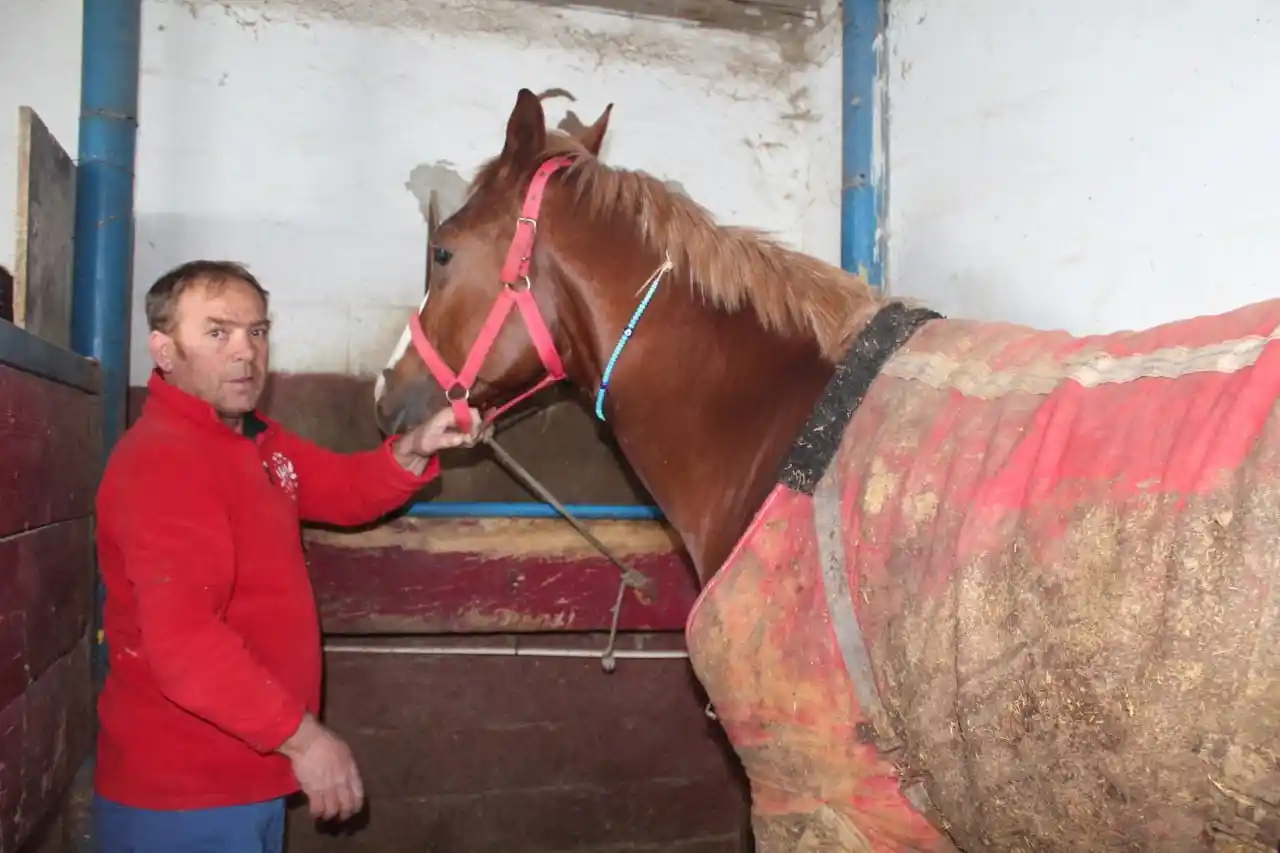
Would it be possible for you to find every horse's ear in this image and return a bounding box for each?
[501,88,547,166]
[577,103,613,157]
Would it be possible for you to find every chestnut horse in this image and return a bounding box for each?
[373,90,853,579]
[374,89,1280,853]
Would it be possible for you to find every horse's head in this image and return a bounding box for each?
[373,88,613,436]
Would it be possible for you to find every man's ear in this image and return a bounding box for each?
[149,330,176,372]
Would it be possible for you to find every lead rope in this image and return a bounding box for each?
[481,433,653,673]
[464,254,672,673]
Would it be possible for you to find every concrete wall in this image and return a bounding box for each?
[885,0,1280,333]
[0,0,843,386]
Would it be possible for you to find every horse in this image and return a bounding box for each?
[372,88,1280,853]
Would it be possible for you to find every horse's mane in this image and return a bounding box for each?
[471,137,885,363]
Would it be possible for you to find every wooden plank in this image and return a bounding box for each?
[0,364,101,539]
[0,519,95,710]
[321,637,706,729]
[0,631,93,852]
[304,517,702,634]
[13,106,77,349]
[323,652,737,796]
[0,312,100,394]
[285,778,746,853]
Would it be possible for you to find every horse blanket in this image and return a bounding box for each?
[685,299,1280,853]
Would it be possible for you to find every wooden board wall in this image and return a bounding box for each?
[13,106,77,349]
[285,637,751,853]
[0,324,102,852]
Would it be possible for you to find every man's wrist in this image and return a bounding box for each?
[277,712,319,759]
[390,436,432,475]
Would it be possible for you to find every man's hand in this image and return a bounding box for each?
[391,406,488,474]
[278,713,365,822]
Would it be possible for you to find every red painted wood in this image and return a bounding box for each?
[0,632,92,851]
[305,517,702,634]
[0,363,100,538]
[0,519,95,710]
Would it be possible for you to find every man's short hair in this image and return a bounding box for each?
[145,260,270,334]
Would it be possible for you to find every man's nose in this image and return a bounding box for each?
[229,332,256,360]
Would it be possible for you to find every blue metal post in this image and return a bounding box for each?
[72,0,142,688]
[841,0,887,289]
[406,501,665,521]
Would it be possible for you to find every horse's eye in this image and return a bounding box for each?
[432,247,453,266]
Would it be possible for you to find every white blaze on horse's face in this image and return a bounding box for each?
[372,288,430,406]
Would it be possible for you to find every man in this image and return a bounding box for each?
[91,260,480,851]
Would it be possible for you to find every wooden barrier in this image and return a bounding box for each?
[0,321,101,850]
[305,516,702,634]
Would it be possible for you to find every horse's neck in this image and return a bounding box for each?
[583,292,834,581]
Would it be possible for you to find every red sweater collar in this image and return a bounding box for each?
[144,368,273,440]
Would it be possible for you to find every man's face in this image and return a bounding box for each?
[149,276,271,425]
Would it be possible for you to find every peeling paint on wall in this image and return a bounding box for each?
[170,0,824,88]
[405,162,470,223]
[0,0,844,381]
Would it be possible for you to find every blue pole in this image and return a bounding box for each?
[72,0,142,689]
[405,501,665,521]
[841,0,886,289]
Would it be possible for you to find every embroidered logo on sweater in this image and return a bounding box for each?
[267,452,299,501]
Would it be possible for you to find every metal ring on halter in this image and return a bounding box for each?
[506,275,533,293]
[445,383,470,402]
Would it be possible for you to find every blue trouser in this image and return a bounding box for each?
[92,794,286,853]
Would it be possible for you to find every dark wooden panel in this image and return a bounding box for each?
[0,519,95,710]
[287,780,745,853]
[0,364,101,539]
[348,715,731,797]
[14,106,76,349]
[0,631,93,851]
[306,517,700,634]
[327,644,731,798]
[288,644,751,852]
[321,637,708,730]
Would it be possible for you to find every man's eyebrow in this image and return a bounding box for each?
[204,316,272,330]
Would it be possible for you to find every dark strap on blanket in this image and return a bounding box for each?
[778,301,943,494]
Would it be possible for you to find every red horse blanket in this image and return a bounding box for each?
[686,299,1280,853]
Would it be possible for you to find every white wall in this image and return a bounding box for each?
[885,0,1280,335]
[0,0,842,384]
[8,0,1277,381]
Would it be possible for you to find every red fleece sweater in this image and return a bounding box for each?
[93,371,439,809]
